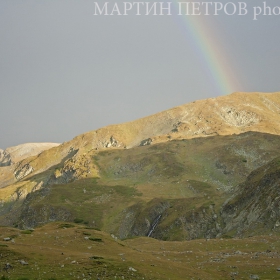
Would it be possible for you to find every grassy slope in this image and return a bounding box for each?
[1,132,278,241]
[1,223,280,279]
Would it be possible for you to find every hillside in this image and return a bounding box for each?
[2,91,280,279]
[222,156,280,237]
[1,92,280,242]
[1,222,280,280]
[1,91,280,190]
[0,143,60,190]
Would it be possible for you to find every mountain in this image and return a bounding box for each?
[1,92,280,241]
[2,91,280,189]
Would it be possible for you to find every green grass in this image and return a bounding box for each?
[21,230,34,234]
[1,223,280,280]
[73,218,83,223]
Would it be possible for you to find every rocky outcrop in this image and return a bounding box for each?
[46,150,99,186]
[219,106,260,127]
[139,138,153,146]
[105,136,123,148]
[0,148,12,167]
[14,163,34,180]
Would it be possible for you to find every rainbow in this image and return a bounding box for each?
[170,1,239,95]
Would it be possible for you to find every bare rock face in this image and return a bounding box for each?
[0,148,12,167]
[219,106,260,127]
[105,136,122,148]
[139,138,153,146]
[14,163,34,181]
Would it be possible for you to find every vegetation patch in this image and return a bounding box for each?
[84,227,101,231]
[21,230,34,234]
[58,223,75,228]
[89,255,104,260]
[73,218,84,224]
[89,237,103,242]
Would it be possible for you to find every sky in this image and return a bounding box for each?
[0,0,279,149]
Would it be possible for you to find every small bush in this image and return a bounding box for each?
[89,237,103,242]
[90,256,104,260]
[74,218,84,224]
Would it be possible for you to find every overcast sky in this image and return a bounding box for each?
[1,0,279,149]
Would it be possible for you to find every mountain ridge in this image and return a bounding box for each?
[2,91,280,164]
[2,91,280,188]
